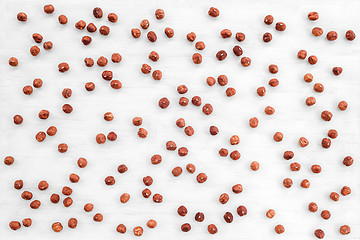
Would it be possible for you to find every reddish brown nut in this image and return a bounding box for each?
[345,30,356,41]
[75,20,86,30]
[178,147,188,157]
[133,226,144,236]
[111,53,122,63]
[93,7,103,18]
[131,117,142,127]
[312,27,323,37]
[275,22,286,31]
[84,203,94,212]
[58,15,68,24]
[50,193,60,203]
[195,212,205,222]
[263,32,272,42]
[14,180,23,190]
[266,209,275,219]
[30,46,40,56]
[187,32,196,42]
[17,12,27,22]
[166,141,177,151]
[338,101,348,111]
[155,9,165,19]
[343,156,353,166]
[230,135,240,145]
[341,186,351,196]
[226,87,236,97]
[148,51,159,62]
[140,19,150,29]
[232,184,243,194]
[269,78,279,87]
[81,36,92,45]
[237,205,247,216]
[107,132,118,142]
[52,222,63,232]
[192,53,202,64]
[321,111,332,121]
[327,31,338,41]
[308,12,319,21]
[62,186,72,196]
[298,50,307,59]
[290,162,301,171]
[251,161,260,171]
[311,165,322,174]
[120,193,130,203]
[117,164,128,174]
[84,58,94,67]
[314,83,324,93]
[23,85,33,95]
[299,137,309,147]
[58,62,69,72]
[141,64,151,74]
[62,88,72,99]
[306,97,316,106]
[105,176,115,186]
[216,50,227,61]
[22,218,32,227]
[321,210,331,220]
[68,218,77,229]
[195,41,205,50]
[177,84,188,94]
[39,110,50,120]
[96,133,106,144]
[230,150,241,160]
[269,64,278,74]
[186,163,196,173]
[178,205,188,216]
[208,7,220,17]
[9,57,19,67]
[138,128,148,138]
[57,143,68,153]
[191,96,201,106]
[283,178,293,188]
[322,138,331,149]
[221,29,232,38]
[304,73,313,83]
[197,173,207,183]
[104,112,114,121]
[332,67,343,76]
[44,4,55,14]
[131,28,141,38]
[38,180,49,190]
[21,191,33,200]
[164,27,174,38]
[301,179,310,188]
[308,55,318,65]
[147,31,157,42]
[249,117,259,128]
[142,188,151,198]
[77,157,87,168]
[117,224,126,233]
[275,225,285,234]
[180,223,191,232]
[308,202,318,212]
[4,156,14,165]
[202,104,213,115]
[13,115,23,125]
[315,229,325,239]
[327,129,338,139]
[224,212,233,223]
[264,106,275,115]
[153,193,163,203]
[43,41,52,50]
[30,200,41,209]
[148,155,162,166]
[32,33,43,43]
[233,45,243,56]
[110,80,122,89]
[208,224,218,234]
[218,75,228,86]
[69,173,80,183]
[264,15,274,25]
[99,26,110,35]
[178,97,188,106]
[152,70,162,80]
[62,104,73,114]
[97,56,108,67]
[147,219,157,229]
[176,118,185,128]
[273,132,283,142]
[219,148,228,157]
[219,193,229,204]
[257,86,266,96]
[184,126,194,136]
[241,57,251,67]
[143,176,153,186]
[235,32,245,42]
[108,13,118,23]
[330,192,340,201]
[93,213,103,222]
[339,225,351,235]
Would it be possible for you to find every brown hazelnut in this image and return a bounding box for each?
[304,73,313,83]
[178,205,188,216]
[308,202,318,212]
[233,45,243,56]
[52,222,63,232]
[275,22,286,31]
[166,141,177,151]
[69,173,80,183]
[306,97,316,106]
[312,27,323,37]
[148,51,159,62]
[219,148,228,157]
[275,225,285,234]
[99,26,110,35]
[308,55,318,65]
[57,143,68,153]
[118,164,128,173]
[62,104,73,114]
[178,147,188,157]
[197,173,207,183]
[264,15,274,25]
[147,31,157,42]
[140,19,150,29]
[232,184,243,194]
[327,129,338,139]
[150,154,162,165]
[202,103,213,115]
[93,7,103,18]
[184,126,194,136]
[216,50,227,61]
[17,12,27,22]
[327,31,338,41]
[268,64,278,74]
[110,80,122,89]
[269,78,279,87]
[237,205,247,216]
[339,225,351,235]
[152,70,162,80]
[308,12,319,21]
[81,36,92,45]
[299,137,309,147]
[84,58,94,67]
[192,53,202,64]
[143,176,153,186]
[9,57,19,67]
[263,32,272,42]
[223,212,234,224]
[230,135,240,145]
[330,192,340,201]
[58,15,68,24]
[50,193,60,203]
[235,32,245,42]
[250,161,260,171]
[22,218,32,227]
[32,33,43,43]
[321,210,331,220]
[298,50,307,59]
[187,32,196,42]
[186,163,196,173]
[120,193,130,203]
[191,96,202,106]
[14,180,23,190]
[290,162,301,171]
[93,213,103,222]
[96,133,106,144]
[221,29,232,38]
[13,115,23,125]
[176,118,185,128]
[345,30,356,41]
[97,56,108,67]
[249,117,259,128]
[23,85,33,95]
[266,209,275,218]
[164,27,174,38]
[208,7,219,17]
[39,110,50,119]
[84,203,94,212]
[77,157,88,168]
[219,193,229,204]
[283,178,293,188]
[30,200,41,209]
[273,132,283,142]
[208,224,218,234]
[58,62,69,72]
[257,86,266,96]
[341,186,351,196]
[226,87,236,97]
[230,150,241,160]
[147,219,157,229]
[133,226,144,236]
[68,218,77,229]
[108,13,118,23]
[207,126,218,136]
[343,156,353,166]
[338,101,348,111]
[111,53,122,63]
[62,186,72,195]
[195,212,205,222]
[321,138,331,149]
[311,164,322,173]
[44,42,53,50]
[216,75,228,86]
[195,41,205,50]
[321,110,332,121]
[30,46,40,56]
[4,156,14,165]
[116,224,126,233]
[155,9,165,19]
[301,179,310,188]
[141,64,151,74]
[75,20,86,30]
[332,67,343,76]
[62,88,72,98]
[38,180,49,190]
[132,117,143,126]
[153,193,163,203]
[241,57,251,67]
[142,188,151,198]
[104,112,114,121]
[315,229,325,239]
[138,128,148,138]
[131,28,141,38]
[21,191,33,200]
[105,176,115,186]
[314,83,324,93]
[264,106,275,115]
[44,4,55,14]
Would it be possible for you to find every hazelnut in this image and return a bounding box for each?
[332,67,343,76]
[58,143,68,153]
[328,129,338,139]
[338,101,348,111]
[77,157,88,168]
[13,115,23,125]
[327,31,338,41]
[52,222,63,232]
[275,225,285,234]
[314,83,324,93]
[232,184,243,194]
[308,55,318,65]
[312,27,323,37]
[202,103,213,115]
[140,19,149,29]
[209,126,219,135]
[308,202,318,212]
[263,32,272,42]
[241,57,251,67]
[111,53,122,63]
[233,45,243,56]
[230,150,241,160]
[297,50,307,59]
[46,126,57,136]
[208,224,218,234]
[82,36,92,45]
[314,229,325,239]
[269,78,279,87]
[133,117,143,126]
[108,13,118,23]
[341,186,351,196]
[150,155,162,165]
[343,156,353,166]
[75,20,86,30]
[186,164,196,173]
[330,192,340,201]
[38,180,49,190]
[30,200,41,209]
[166,141,177,151]
[50,193,60,203]
[301,179,310,188]
[9,57,19,67]
[21,191,33,200]
[104,112,114,121]
[216,50,227,61]
[4,156,14,165]
[44,4,55,14]
[181,223,191,232]
[304,73,313,82]
[99,26,110,36]
[32,33,43,43]
[43,42,53,50]
[178,147,188,157]
[68,218,77,229]
[257,86,266,96]
[147,219,157,228]
[249,117,259,128]
[105,176,115,186]
[226,87,236,97]
[250,161,260,171]
[208,7,220,17]
[14,180,23,190]
[120,193,130,203]
[290,162,301,171]
[196,173,207,183]
[149,51,159,62]
[187,32,196,42]
[147,31,157,42]
[191,96,202,106]
[306,97,316,106]
[339,225,351,235]
[264,15,274,25]
[299,137,309,147]
[266,209,275,218]
[345,30,356,41]
[230,135,240,145]
[308,12,319,21]
[58,15,68,24]
[155,9,165,19]
[322,138,331,148]
[195,41,205,50]
[219,193,229,204]
[131,28,141,38]
[164,27,174,38]
[265,106,275,115]
[321,210,331,220]
[116,224,126,233]
[143,176,153,186]
[153,193,163,203]
[219,148,228,157]
[321,111,332,121]
[220,29,232,38]
[17,12,27,22]
[22,218,32,227]
[118,164,128,173]
[97,56,108,67]
[96,133,106,144]
[58,62,70,72]
[275,22,286,31]
[62,186,72,195]
[223,212,233,223]
[84,58,94,67]
[235,32,245,42]
[138,128,148,138]
[69,174,80,183]
[30,46,40,56]
[178,205,188,216]
[142,188,151,198]
[84,203,94,212]
[273,132,283,142]
[93,7,103,18]
[311,164,322,173]
[192,53,202,64]
[195,212,205,222]
[93,213,103,222]
[283,178,293,188]
[237,205,247,216]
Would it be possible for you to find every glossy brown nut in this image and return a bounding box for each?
[216,50,227,61]
[30,200,41,209]
[77,157,87,168]
[9,57,19,67]
[69,173,80,183]
[266,209,275,218]
[99,26,110,35]
[269,78,279,87]
[84,203,94,212]
[111,53,122,63]
[96,133,106,144]
[233,45,243,56]
[82,36,92,45]
[338,101,348,111]
[321,210,331,220]
[237,205,247,216]
[308,202,318,212]
[178,205,188,216]
[328,129,338,139]
[105,176,115,186]
[184,126,194,136]
[178,147,188,157]
[208,224,218,234]
[275,22,286,31]
[75,20,86,30]
[21,191,32,200]
[164,27,174,38]
[232,184,243,194]
[140,19,150,29]
[143,176,153,186]
[297,50,307,59]
[52,222,63,232]
[230,135,240,145]
[312,27,323,37]
[62,186,72,195]
[132,117,142,126]
[187,32,196,42]
[202,104,213,115]
[44,4,55,14]
[263,32,272,42]
[58,62,69,72]
[192,53,202,64]
[339,225,351,235]
[108,13,118,23]
[116,224,126,233]
[23,85,33,95]
[142,188,151,198]
[68,218,77,229]
[195,212,205,222]
[226,87,236,97]
[131,28,141,38]
[290,162,301,171]
[264,15,274,25]
[330,192,340,201]
[306,97,316,106]
[147,219,157,229]
[217,75,228,86]
[314,83,324,93]
[196,173,207,183]
[275,225,285,234]
[191,96,201,106]
[235,32,245,42]
[308,55,318,65]
[50,193,60,203]
[17,12,27,22]
[118,164,128,173]
[93,7,103,18]
[150,154,162,165]
[208,7,220,17]
[176,118,185,128]
[155,9,165,19]
[241,57,251,67]
[137,128,148,138]
[120,193,130,203]
[321,111,332,121]
[311,164,321,173]
[343,156,353,166]
[220,29,232,38]
[84,58,94,67]
[38,180,49,190]
[58,15,68,24]
[148,51,159,62]
[166,141,177,151]
[186,163,196,173]
[104,112,114,121]
[251,161,260,171]
[332,67,343,76]
[97,56,108,67]
[13,115,23,125]
[93,213,103,222]
[22,218,32,227]
[147,31,157,42]
[249,117,259,128]
[304,73,313,82]
[315,229,325,239]
[32,33,43,43]
[301,179,310,188]
[224,212,233,223]
[308,12,319,21]
[43,41,52,50]
[153,193,163,203]
[14,180,23,190]
[195,41,205,50]
[219,148,228,157]
[152,70,162,80]
[327,31,338,41]
[230,150,241,160]
[219,193,229,204]
[341,186,351,196]
[322,138,331,149]
[283,178,293,188]
[345,30,356,41]
[30,46,40,56]
[62,104,73,114]
[299,137,309,147]
[4,156,14,165]
[181,223,191,232]
[273,132,283,142]
[257,87,266,96]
